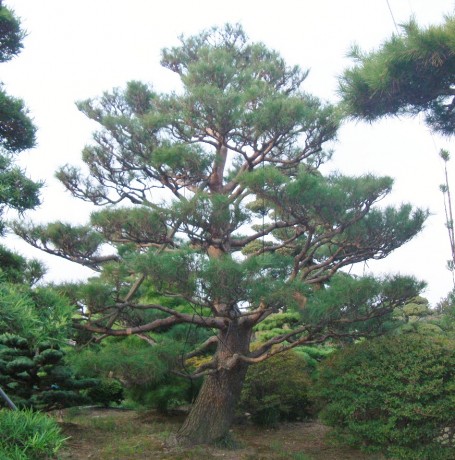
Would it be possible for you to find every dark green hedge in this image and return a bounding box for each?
[315,334,455,459]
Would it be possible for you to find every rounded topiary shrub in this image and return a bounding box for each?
[315,334,455,459]
[239,350,311,427]
[0,334,95,411]
[86,378,124,407]
[0,408,66,460]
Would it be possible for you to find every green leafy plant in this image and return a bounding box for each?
[0,408,66,460]
[86,378,124,407]
[315,334,455,459]
[239,351,311,427]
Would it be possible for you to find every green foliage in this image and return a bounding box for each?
[293,345,335,371]
[91,206,172,245]
[315,334,455,459]
[340,16,455,135]
[239,351,311,427]
[253,312,301,341]
[0,4,36,154]
[0,5,38,234]
[0,408,66,460]
[302,273,424,337]
[129,374,200,413]
[0,155,40,214]
[0,334,95,411]
[0,282,73,344]
[0,5,24,62]
[0,245,45,285]
[86,379,124,407]
[0,157,41,235]
[400,296,430,319]
[132,248,308,313]
[68,334,202,412]
[434,289,455,337]
[398,320,444,336]
[68,335,180,384]
[0,90,36,153]
[390,295,446,336]
[13,221,104,267]
[389,291,455,338]
[0,284,41,339]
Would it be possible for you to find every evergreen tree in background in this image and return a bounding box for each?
[15,25,427,445]
[0,3,54,410]
[0,2,40,234]
[0,276,97,410]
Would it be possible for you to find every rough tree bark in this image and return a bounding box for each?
[176,321,251,445]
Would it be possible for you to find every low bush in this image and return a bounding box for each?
[239,351,311,427]
[86,378,124,407]
[315,334,455,459]
[0,408,66,459]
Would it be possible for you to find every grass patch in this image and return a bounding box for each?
[0,409,67,460]
[59,408,384,459]
[213,432,244,449]
[88,416,118,432]
[269,441,313,459]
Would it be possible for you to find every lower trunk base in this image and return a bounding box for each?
[175,365,248,446]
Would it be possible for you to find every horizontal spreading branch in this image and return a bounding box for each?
[76,301,228,336]
[236,328,372,365]
[231,219,296,248]
[173,367,218,380]
[76,314,183,336]
[237,333,333,364]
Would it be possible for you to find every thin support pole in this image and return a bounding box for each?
[0,385,17,410]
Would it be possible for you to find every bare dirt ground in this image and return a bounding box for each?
[58,407,384,460]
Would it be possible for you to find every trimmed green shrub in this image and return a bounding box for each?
[0,408,66,459]
[315,334,455,459]
[86,378,124,407]
[0,333,96,411]
[294,345,335,371]
[239,351,311,427]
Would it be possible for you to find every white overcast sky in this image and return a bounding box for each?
[2,0,455,305]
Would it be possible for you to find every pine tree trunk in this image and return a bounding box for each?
[175,321,250,446]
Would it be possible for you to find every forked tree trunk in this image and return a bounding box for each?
[175,321,251,446]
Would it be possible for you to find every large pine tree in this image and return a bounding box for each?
[15,25,427,445]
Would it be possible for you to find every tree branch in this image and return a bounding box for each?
[184,335,219,359]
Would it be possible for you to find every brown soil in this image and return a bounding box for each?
[57,407,384,460]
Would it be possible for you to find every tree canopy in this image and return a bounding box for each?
[15,24,427,445]
[0,3,40,235]
[339,15,455,135]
